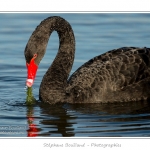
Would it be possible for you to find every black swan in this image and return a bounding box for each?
[24,16,150,104]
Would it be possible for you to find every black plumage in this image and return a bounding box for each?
[24,16,150,104]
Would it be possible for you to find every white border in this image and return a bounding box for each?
[0,0,150,12]
[0,137,150,150]
[1,1,150,149]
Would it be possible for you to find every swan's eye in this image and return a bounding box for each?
[33,53,37,59]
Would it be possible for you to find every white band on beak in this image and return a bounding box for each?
[26,79,34,87]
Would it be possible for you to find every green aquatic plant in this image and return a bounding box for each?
[26,87,36,105]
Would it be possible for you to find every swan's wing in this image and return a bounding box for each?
[66,47,150,102]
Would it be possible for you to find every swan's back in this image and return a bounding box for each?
[66,47,150,103]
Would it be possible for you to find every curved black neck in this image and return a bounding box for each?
[25,16,75,102]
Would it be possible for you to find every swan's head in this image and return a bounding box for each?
[26,53,38,87]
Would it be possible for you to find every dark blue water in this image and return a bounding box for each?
[1,13,150,137]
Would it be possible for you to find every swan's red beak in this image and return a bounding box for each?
[26,54,38,87]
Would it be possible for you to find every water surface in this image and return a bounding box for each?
[0,13,150,137]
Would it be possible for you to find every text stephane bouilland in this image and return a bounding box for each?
[43,142,121,148]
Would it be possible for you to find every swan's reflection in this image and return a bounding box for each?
[39,103,76,137]
[26,106,39,137]
[37,100,150,137]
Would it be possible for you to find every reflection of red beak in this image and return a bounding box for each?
[26,54,38,87]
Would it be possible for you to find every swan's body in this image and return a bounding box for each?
[24,16,150,104]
